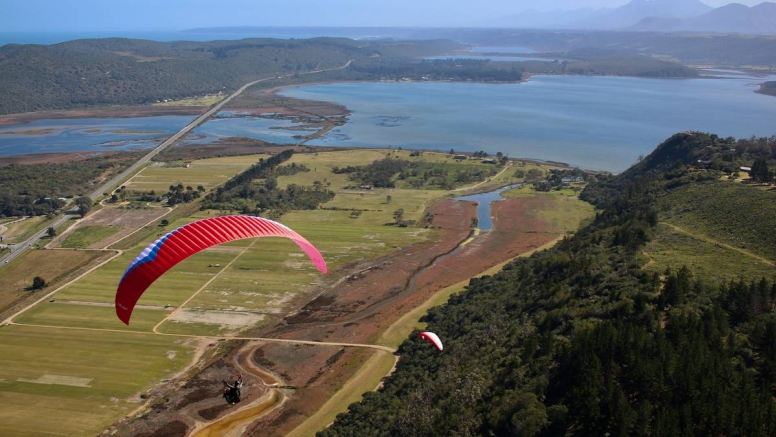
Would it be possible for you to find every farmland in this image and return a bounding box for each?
[0,147,593,436]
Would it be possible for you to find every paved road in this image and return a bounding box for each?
[0,61,353,270]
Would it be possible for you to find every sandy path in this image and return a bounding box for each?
[187,343,286,437]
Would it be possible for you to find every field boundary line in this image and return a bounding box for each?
[662,222,775,267]
[1,249,123,325]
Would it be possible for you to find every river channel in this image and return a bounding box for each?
[453,184,520,231]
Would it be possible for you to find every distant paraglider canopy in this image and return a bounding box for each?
[115,215,327,325]
[419,331,443,351]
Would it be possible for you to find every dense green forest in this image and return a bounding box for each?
[518,49,698,78]
[0,33,712,115]
[0,38,461,114]
[319,132,776,437]
[180,28,776,68]
[0,153,137,216]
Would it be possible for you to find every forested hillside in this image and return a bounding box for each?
[0,38,462,114]
[320,132,776,437]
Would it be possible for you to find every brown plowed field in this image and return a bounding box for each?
[48,206,169,249]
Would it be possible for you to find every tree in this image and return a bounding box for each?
[393,208,405,225]
[75,196,91,217]
[159,219,169,227]
[31,276,46,290]
[47,227,56,238]
[526,169,544,182]
[750,158,772,184]
[386,195,392,203]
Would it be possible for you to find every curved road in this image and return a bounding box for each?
[0,61,353,270]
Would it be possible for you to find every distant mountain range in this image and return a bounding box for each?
[630,2,776,33]
[491,1,776,34]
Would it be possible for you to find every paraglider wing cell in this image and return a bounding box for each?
[419,331,443,350]
[115,215,326,325]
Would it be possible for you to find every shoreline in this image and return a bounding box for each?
[0,70,768,169]
[263,74,535,99]
[0,105,207,127]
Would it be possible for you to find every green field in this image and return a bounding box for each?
[1,149,579,436]
[1,216,54,244]
[644,223,776,283]
[125,155,269,193]
[659,180,776,261]
[60,226,120,249]
[0,249,113,314]
[0,325,193,437]
[152,94,225,107]
[54,247,233,308]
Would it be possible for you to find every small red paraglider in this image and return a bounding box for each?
[115,215,326,325]
[419,331,443,351]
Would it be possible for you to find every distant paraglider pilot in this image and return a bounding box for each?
[223,374,243,404]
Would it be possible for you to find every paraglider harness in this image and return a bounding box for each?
[223,375,242,404]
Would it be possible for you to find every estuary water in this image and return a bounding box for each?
[454,184,520,231]
[2,73,775,173]
[279,74,776,172]
[0,116,193,156]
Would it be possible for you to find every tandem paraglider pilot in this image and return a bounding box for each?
[223,374,243,405]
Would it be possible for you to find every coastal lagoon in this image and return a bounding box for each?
[0,113,301,156]
[0,116,193,156]
[2,73,775,172]
[280,74,776,172]
[187,112,303,145]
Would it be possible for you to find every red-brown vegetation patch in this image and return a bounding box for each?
[244,346,376,437]
[133,420,188,437]
[270,195,560,346]
[278,199,474,328]
[198,403,232,421]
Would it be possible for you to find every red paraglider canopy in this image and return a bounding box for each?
[115,215,326,325]
[419,331,443,351]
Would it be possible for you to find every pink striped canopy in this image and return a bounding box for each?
[419,331,444,351]
[115,215,326,325]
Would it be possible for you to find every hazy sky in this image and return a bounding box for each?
[0,0,769,31]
